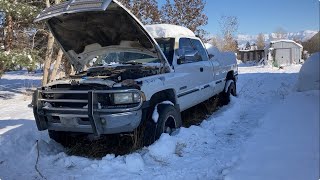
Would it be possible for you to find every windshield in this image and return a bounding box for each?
[89,51,160,66]
[155,38,175,65]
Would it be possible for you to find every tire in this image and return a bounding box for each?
[220,80,237,105]
[154,104,182,140]
[143,104,182,145]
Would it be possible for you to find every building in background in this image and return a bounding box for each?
[238,44,265,62]
[265,40,303,67]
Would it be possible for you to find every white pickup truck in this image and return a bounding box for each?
[32,0,238,145]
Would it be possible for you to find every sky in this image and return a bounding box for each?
[158,0,320,35]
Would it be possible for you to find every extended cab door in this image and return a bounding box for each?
[174,37,215,111]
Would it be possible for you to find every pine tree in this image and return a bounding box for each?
[0,0,41,50]
[245,41,251,50]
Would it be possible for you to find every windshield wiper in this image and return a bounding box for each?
[122,62,143,65]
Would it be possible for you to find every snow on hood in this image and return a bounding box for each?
[145,24,196,39]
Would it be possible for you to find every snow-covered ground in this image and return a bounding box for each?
[0,64,319,180]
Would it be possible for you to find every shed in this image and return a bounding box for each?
[265,40,303,66]
[238,49,265,62]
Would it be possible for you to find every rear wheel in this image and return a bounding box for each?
[220,80,237,105]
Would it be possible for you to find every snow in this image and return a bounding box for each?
[205,43,220,57]
[205,43,237,66]
[0,64,319,180]
[226,91,320,180]
[148,134,177,159]
[270,39,303,48]
[125,153,145,172]
[297,52,320,92]
[152,101,174,123]
[145,24,195,39]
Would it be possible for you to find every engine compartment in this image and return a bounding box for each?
[86,65,160,83]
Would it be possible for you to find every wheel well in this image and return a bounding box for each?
[166,115,177,129]
[226,71,235,81]
[149,89,177,106]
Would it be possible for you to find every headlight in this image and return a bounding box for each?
[112,92,141,105]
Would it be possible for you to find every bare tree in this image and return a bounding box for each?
[209,35,224,50]
[49,48,63,82]
[118,0,160,24]
[160,0,208,40]
[256,33,265,50]
[42,0,62,85]
[219,16,239,52]
[42,0,55,85]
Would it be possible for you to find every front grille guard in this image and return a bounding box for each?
[35,89,144,136]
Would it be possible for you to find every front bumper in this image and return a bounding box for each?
[33,89,146,136]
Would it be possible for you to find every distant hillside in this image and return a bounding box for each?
[237,30,318,48]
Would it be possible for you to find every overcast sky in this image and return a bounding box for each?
[158,0,320,35]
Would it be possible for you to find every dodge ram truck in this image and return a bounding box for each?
[32,0,238,145]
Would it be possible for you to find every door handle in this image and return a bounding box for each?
[200,67,204,72]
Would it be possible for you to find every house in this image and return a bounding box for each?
[265,40,303,67]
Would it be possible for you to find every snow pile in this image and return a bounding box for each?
[205,43,220,57]
[297,52,320,92]
[125,153,145,172]
[148,134,177,159]
[226,91,320,180]
[205,43,237,66]
[1,65,313,179]
[145,24,195,39]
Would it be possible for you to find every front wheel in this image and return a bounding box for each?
[154,104,182,140]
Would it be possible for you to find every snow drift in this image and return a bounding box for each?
[297,52,320,92]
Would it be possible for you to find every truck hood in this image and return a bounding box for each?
[35,0,168,71]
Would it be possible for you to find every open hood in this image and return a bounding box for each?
[35,0,168,71]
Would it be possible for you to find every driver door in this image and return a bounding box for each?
[174,38,215,111]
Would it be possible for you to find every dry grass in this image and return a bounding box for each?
[182,95,221,127]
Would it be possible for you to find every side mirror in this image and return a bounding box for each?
[177,49,185,65]
[208,54,214,59]
[185,50,199,59]
[177,49,199,64]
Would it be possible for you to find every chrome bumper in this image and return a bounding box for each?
[33,89,145,136]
